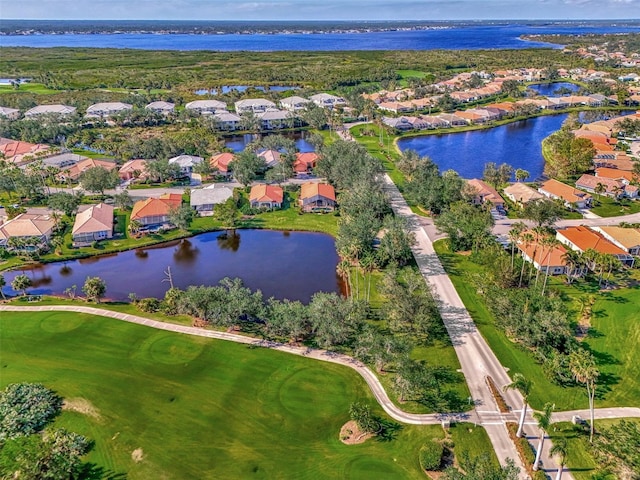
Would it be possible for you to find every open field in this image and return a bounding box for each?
[0,311,461,479]
[433,239,640,411]
[0,82,60,95]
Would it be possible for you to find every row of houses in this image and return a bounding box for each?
[0,92,347,121]
[518,225,639,276]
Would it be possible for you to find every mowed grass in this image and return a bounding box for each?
[0,82,60,94]
[1,311,445,479]
[434,239,640,411]
[590,196,640,217]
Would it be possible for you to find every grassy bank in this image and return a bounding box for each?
[0,311,497,479]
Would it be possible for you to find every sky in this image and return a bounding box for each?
[2,0,639,21]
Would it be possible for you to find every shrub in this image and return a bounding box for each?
[419,440,444,471]
[137,297,161,313]
[0,383,62,440]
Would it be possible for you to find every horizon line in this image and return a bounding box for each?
[3,18,640,22]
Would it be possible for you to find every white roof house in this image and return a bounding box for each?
[190,184,234,213]
[213,110,242,130]
[279,96,311,111]
[85,102,133,118]
[41,153,88,170]
[24,104,77,117]
[257,109,291,129]
[168,155,204,176]
[146,101,175,114]
[185,100,227,114]
[309,93,346,108]
[234,98,276,114]
[0,106,20,120]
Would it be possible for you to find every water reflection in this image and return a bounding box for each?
[59,265,73,276]
[173,239,200,264]
[216,231,241,252]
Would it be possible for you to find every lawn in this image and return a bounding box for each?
[0,83,60,95]
[590,196,640,217]
[0,311,463,479]
[434,239,640,411]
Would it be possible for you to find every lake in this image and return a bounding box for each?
[195,85,299,95]
[527,82,580,97]
[2,24,639,51]
[1,230,343,303]
[224,132,315,153]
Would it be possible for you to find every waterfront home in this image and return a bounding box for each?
[420,115,449,129]
[190,185,234,215]
[0,213,56,250]
[24,104,76,117]
[213,111,241,131]
[378,102,415,114]
[185,100,227,114]
[130,193,182,228]
[436,113,467,127]
[0,106,19,120]
[0,137,50,166]
[58,158,117,182]
[576,174,638,199]
[210,152,234,178]
[556,226,635,267]
[382,116,416,131]
[595,167,637,183]
[467,179,505,210]
[257,109,291,129]
[85,102,133,118]
[592,226,640,256]
[293,152,318,177]
[71,203,114,246]
[145,101,175,115]
[249,184,283,210]
[279,96,310,112]
[309,93,346,109]
[168,155,204,180]
[257,149,281,168]
[299,182,336,212]
[118,159,149,181]
[503,183,543,206]
[42,152,87,170]
[454,110,487,124]
[517,238,573,276]
[235,98,276,114]
[538,179,592,209]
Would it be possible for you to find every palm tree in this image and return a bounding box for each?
[541,237,561,296]
[508,222,526,268]
[128,219,142,237]
[503,373,532,438]
[550,437,568,480]
[533,402,554,471]
[336,260,352,298]
[561,249,583,285]
[515,168,530,182]
[519,232,534,288]
[594,182,606,203]
[569,349,599,443]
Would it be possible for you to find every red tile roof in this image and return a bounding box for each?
[210,152,235,173]
[300,182,336,201]
[293,152,318,173]
[557,226,628,256]
[249,184,283,204]
[130,193,182,221]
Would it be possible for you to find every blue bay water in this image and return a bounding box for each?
[2,24,639,50]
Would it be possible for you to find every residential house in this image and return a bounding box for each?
[118,159,149,181]
[210,152,235,178]
[595,167,636,183]
[257,109,291,129]
[168,155,204,180]
[130,193,182,228]
[293,152,318,177]
[254,150,279,169]
[454,110,486,124]
[146,101,175,115]
[213,111,241,131]
[0,137,50,166]
[575,174,638,199]
[538,179,592,209]
[382,116,415,130]
[592,226,640,256]
[71,203,114,246]
[184,100,227,114]
[309,93,346,109]
[58,158,117,182]
[190,185,234,215]
[299,182,336,212]
[503,183,543,206]
[436,113,467,126]
[42,153,87,170]
[0,106,19,120]
[0,213,56,250]
[249,184,283,209]
[24,104,76,117]
[467,179,505,211]
[279,96,310,112]
[235,98,276,114]
[517,238,574,276]
[85,102,133,118]
[556,226,635,267]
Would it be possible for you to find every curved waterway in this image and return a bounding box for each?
[1,230,343,303]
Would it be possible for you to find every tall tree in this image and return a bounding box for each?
[11,274,31,296]
[504,373,532,438]
[569,349,599,442]
[82,276,106,303]
[230,150,265,186]
[434,202,494,252]
[532,402,554,471]
[79,167,119,195]
[550,437,568,480]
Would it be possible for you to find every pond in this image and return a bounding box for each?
[396,111,635,181]
[195,85,299,95]
[1,230,343,303]
[224,131,315,153]
[527,82,580,97]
